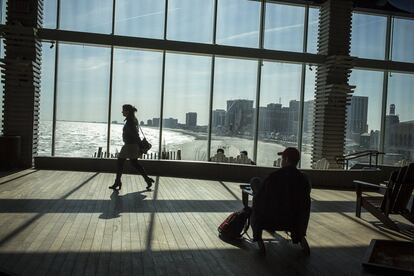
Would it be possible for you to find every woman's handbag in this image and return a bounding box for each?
[138,125,152,154]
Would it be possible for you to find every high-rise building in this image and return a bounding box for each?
[225,100,254,134]
[266,103,289,134]
[288,100,300,136]
[185,112,197,128]
[346,96,368,136]
[212,109,226,128]
[163,117,178,128]
[303,100,314,134]
[152,118,160,127]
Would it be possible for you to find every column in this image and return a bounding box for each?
[312,0,355,169]
[1,0,43,167]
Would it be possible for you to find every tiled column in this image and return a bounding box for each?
[312,0,354,169]
[1,0,43,168]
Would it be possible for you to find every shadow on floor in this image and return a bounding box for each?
[0,245,375,276]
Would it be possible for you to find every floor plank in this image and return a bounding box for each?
[0,170,412,276]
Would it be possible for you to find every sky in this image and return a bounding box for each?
[28,0,414,132]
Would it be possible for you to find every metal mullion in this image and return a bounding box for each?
[106,0,116,157]
[379,15,392,163]
[51,0,61,156]
[207,0,219,160]
[158,0,169,159]
[253,0,266,163]
[297,4,309,168]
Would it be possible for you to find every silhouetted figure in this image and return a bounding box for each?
[239,150,256,165]
[250,147,311,255]
[109,104,155,191]
[209,148,228,162]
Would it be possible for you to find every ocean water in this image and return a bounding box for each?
[38,120,312,168]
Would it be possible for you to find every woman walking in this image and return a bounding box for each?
[109,104,155,190]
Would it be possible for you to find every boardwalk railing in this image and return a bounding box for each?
[93,147,182,160]
[336,150,384,170]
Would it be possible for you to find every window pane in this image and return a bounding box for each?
[211,57,257,162]
[301,65,316,169]
[163,53,211,161]
[38,44,56,156]
[55,44,110,157]
[346,70,383,163]
[257,62,302,167]
[307,7,319,54]
[167,0,213,43]
[392,17,414,63]
[43,0,57,29]
[216,0,260,48]
[111,48,162,158]
[115,0,165,39]
[384,73,414,165]
[0,0,5,24]
[351,13,387,60]
[60,0,113,34]
[264,3,304,52]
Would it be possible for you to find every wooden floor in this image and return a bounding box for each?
[0,170,412,276]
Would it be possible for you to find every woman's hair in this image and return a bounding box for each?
[123,104,138,123]
[123,104,137,113]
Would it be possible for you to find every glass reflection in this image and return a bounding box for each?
[55,44,111,157]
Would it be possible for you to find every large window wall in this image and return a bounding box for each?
[36,2,414,167]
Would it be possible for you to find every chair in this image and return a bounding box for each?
[312,158,330,170]
[355,163,414,231]
[240,183,311,255]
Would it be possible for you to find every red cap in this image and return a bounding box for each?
[277,147,300,163]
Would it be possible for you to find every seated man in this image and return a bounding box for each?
[250,147,311,254]
[238,150,256,165]
[209,148,228,162]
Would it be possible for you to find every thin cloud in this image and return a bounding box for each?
[114,7,181,24]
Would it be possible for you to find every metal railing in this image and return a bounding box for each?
[336,150,385,170]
